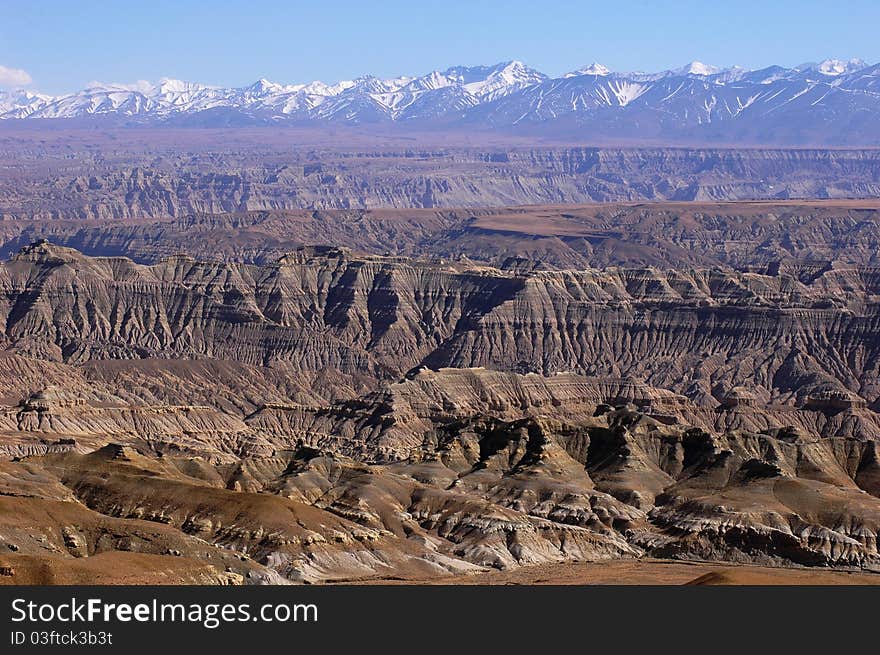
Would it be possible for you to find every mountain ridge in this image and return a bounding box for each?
[3,58,880,144]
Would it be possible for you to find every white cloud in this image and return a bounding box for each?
[0,64,32,87]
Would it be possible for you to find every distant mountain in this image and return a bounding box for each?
[2,58,880,144]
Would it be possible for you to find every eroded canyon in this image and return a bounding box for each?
[1,222,880,584]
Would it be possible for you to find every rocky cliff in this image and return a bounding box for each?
[2,242,878,408]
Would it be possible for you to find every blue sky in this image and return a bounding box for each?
[2,0,879,93]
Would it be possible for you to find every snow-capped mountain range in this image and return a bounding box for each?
[2,58,879,144]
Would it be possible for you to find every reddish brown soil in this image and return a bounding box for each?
[0,552,233,585]
[354,559,880,586]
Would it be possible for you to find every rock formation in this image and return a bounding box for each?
[6,201,880,271]
[2,134,880,221]
[2,242,878,409]
[1,243,879,582]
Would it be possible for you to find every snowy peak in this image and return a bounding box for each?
[154,78,205,93]
[246,78,283,94]
[812,58,868,76]
[494,60,545,82]
[405,70,456,92]
[461,60,545,98]
[676,61,723,76]
[568,63,612,77]
[298,79,355,96]
[0,88,52,118]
